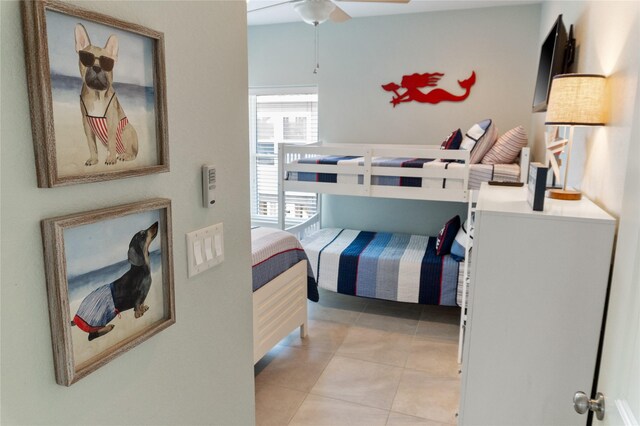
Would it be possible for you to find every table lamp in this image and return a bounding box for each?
[544,74,607,200]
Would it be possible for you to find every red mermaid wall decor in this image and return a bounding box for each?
[382,71,476,107]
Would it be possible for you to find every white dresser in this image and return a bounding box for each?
[458,183,615,425]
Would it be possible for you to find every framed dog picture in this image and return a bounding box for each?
[22,0,169,187]
[41,198,175,386]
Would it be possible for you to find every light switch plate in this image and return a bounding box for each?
[186,223,224,278]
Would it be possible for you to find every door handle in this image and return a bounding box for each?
[573,391,605,420]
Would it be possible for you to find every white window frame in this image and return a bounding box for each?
[249,86,319,228]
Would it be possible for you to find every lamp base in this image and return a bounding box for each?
[547,188,582,200]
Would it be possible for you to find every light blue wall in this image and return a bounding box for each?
[321,196,469,236]
[1,1,254,424]
[249,4,541,235]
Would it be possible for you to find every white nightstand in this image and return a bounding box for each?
[458,183,615,425]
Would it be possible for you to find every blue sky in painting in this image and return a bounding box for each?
[64,210,161,278]
[45,9,154,87]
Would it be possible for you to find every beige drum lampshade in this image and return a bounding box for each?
[545,74,607,126]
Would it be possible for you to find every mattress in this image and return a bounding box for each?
[251,227,318,301]
[287,156,520,190]
[301,228,465,306]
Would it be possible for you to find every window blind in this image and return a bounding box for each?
[249,90,318,227]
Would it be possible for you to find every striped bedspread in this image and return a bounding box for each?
[302,228,463,306]
[287,156,520,190]
[251,227,319,302]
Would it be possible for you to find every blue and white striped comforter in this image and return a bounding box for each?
[251,227,319,302]
[302,228,462,306]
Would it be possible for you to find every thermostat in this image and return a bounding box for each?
[202,165,216,208]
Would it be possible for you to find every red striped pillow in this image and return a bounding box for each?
[481,126,528,165]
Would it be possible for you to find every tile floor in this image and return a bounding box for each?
[254,289,462,426]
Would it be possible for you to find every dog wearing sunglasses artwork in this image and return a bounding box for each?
[75,23,137,166]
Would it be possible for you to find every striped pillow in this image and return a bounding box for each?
[460,119,498,164]
[481,126,528,165]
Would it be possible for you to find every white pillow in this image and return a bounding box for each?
[450,217,474,261]
[460,119,498,164]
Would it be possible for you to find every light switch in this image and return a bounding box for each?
[204,237,213,260]
[186,222,224,278]
[214,234,223,256]
[194,240,204,265]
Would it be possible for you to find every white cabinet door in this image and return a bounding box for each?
[459,185,615,426]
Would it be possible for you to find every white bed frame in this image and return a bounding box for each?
[278,142,472,211]
[267,141,530,364]
[253,260,308,364]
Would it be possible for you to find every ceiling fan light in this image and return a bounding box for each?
[294,0,336,25]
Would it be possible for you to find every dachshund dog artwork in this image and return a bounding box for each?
[71,222,158,341]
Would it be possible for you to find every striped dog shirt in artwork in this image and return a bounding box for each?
[73,283,118,333]
[81,94,128,155]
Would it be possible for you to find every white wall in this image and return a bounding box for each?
[1,1,255,424]
[531,1,640,420]
[249,4,541,235]
[531,1,639,217]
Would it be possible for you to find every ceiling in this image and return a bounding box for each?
[247,0,541,26]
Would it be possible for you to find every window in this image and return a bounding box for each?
[284,117,307,140]
[249,88,318,227]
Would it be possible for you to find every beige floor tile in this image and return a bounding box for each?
[387,412,453,425]
[419,306,460,323]
[405,339,459,378]
[254,344,284,376]
[310,356,403,410]
[336,326,413,367]
[414,320,459,342]
[256,296,464,425]
[289,394,389,426]
[392,370,460,424]
[317,289,369,311]
[364,300,423,320]
[255,383,307,426]
[355,312,418,335]
[281,319,350,353]
[309,303,362,325]
[255,345,333,392]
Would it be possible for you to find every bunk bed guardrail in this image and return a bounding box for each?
[279,142,472,205]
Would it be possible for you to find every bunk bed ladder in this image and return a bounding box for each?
[277,145,286,230]
[363,148,372,196]
[278,143,322,240]
[458,190,475,365]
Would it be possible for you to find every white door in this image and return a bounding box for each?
[589,79,640,425]
[594,219,640,425]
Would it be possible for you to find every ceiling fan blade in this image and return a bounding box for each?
[338,0,410,3]
[247,0,298,14]
[330,4,352,23]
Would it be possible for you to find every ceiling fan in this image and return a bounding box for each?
[249,0,410,73]
[249,0,410,26]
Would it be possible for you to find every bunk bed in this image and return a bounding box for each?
[251,227,318,364]
[276,140,531,362]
